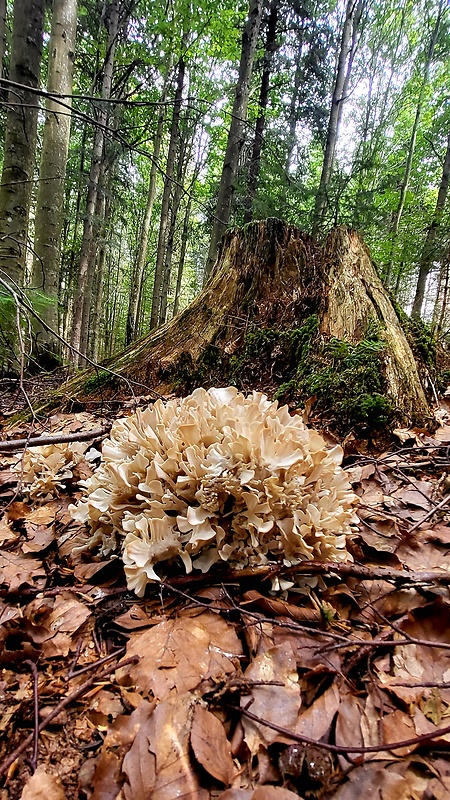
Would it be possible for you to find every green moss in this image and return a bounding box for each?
[83,369,119,394]
[276,327,393,430]
[168,314,393,432]
[403,317,436,368]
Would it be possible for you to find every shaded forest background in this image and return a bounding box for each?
[0,0,449,374]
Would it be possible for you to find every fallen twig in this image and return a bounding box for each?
[0,654,138,781]
[231,703,450,754]
[165,560,450,587]
[409,493,450,533]
[0,426,111,453]
[65,646,126,682]
[25,661,39,774]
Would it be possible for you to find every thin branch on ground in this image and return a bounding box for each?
[231,703,450,754]
[0,426,111,453]
[0,654,138,781]
[409,493,450,532]
[25,661,39,774]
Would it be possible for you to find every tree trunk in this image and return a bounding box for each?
[312,0,365,237]
[204,0,263,280]
[243,1,278,223]
[70,0,119,365]
[411,128,450,318]
[285,23,305,174]
[46,220,429,429]
[0,0,44,287]
[172,196,192,318]
[159,137,187,325]
[149,50,186,330]
[435,250,450,336]
[31,0,77,364]
[383,0,443,288]
[0,0,6,79]
[88,170,111,362]
[125,67,172,345]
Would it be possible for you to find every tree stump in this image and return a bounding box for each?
[42,220,430,429]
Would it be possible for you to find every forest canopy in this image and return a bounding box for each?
[0,0,449,374]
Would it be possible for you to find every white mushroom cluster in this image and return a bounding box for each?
[70,388,358,597]
[14,442,90,500]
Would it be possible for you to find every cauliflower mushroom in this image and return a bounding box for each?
[70,387,358,596]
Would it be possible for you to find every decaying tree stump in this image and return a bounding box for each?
[43,219,430,428]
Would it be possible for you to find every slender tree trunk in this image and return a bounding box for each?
[149,50,186,329]
[0,0,44,287]
[61,122,88,345]
[159,138,187,324]
[312,0,364,237]
[31,0,77,363]
[125,70,171,344]
[90,183,112,362]
[173,196,191,318]
[285,23,305,173]
[204,0,264,280]
[436,252,450,336]
[411,129,450,318]
[243,1,278,223]
[0,0,6,79]
[71,0,119,365]
[384,0,443,287]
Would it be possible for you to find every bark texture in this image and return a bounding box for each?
[384,0,443,287]
[149,51,186,329]
[70,0,119,363]
[312,0,365,236]
[204,0,263,280]
[32,0,77,360]
[0,0,44,286]
[411,128,450,318]
[44,220,429,428]
[243,0,278,223]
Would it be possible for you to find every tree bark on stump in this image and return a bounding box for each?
[39,220,429,428]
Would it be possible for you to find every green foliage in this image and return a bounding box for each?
[0,288,58,367]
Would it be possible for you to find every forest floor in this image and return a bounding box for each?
[2,395,450,799]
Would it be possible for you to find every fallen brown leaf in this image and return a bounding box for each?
[191,704,235,785]
[120,611,242,701]
[0,550,46,592]
[20,766,68,800]
[241,643,301,753]
[295,681,340,740]
[149,694,208,800]
[121,700,156,800]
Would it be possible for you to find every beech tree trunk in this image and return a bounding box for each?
[204,0,263,280]
[172,197,192,318]
[312,0,365,237]
[46,220,429,428]
[411,128,450,319]
[149,50,186,330]
[125,66,172,345]
[285,23,305,174]
[243,1,278,223]
[383,0,443,287]
[0,0,6,79]
[70,0,119,364]
[0,0,44,287]
[31,0,77,363]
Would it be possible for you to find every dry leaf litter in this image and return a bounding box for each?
[1,399,450,798]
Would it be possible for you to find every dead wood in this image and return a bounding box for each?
[30,220,430,428]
